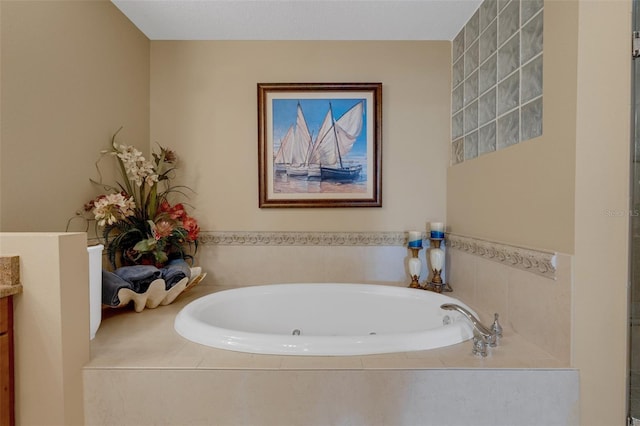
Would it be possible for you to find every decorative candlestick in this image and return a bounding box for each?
[425,223,453,293]
[407,231,423,289]
[427,238,445,292]
[408,231,423,248]
[408,246,422,289]
[429,222,445,239]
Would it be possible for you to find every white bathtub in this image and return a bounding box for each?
[174,283,476,356]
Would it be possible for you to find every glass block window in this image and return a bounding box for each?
[451,0,543,164]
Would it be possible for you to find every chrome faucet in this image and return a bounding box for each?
[440,303,501,357]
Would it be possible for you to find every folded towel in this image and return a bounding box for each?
[161,259,192,290]
[114,265,162,293]
[102,260,193,307]
[102,270,132,306]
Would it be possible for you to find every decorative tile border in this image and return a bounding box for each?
[447,233,557,279]
[91,231,556,279]
[199,231,407,246]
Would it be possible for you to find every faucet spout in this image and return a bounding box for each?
[440,303,493,341]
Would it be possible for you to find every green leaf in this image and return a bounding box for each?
[154,250,168,265]
[134,238,157,253]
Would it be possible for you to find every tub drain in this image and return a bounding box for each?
[292,329,301,336]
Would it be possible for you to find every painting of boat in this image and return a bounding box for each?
[273,125,293,174]
[274,103,313,177]
[310,101,364,182]
[258,82,382,208]
[274,100,365,183]
[321,164,362,180]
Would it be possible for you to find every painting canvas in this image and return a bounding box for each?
[258,83,382,207]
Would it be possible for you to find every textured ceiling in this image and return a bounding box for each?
[111,0,481,41]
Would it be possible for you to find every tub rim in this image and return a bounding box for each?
[174,283,475,356]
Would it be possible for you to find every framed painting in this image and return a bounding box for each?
[258,82,382,208]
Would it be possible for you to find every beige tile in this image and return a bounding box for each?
[507,257,572,363]
[362,356,445,369]
[321,245,369,282]
[194,346,284,369]
[199,244,417,287]
[527,358,572,368]
[364,245,414,284]
[407,341,470,359]
[89,270,569,372]
[198,353,283,369]
[447,249,476,305]
[495,331,558,360]
[440,349,533,368]
[359,351,408,360]
[475,256,509,324]
[280,355,364,369]
[362,358,445,370]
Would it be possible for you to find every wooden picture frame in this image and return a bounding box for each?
[258,82,382,208]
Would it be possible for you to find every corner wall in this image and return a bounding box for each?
[447,0,578,255]
[0,233,89,426]
[0,0,150,233]
[446,0,632,424]
[150,41,451,233]
[573,1,631,424]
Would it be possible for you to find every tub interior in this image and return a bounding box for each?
[174,283,477,355]
[190,285,450,336]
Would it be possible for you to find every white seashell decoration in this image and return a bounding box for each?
[112,267,206,313]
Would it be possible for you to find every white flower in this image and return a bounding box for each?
[92,193,136,227]
[115,144,159,187]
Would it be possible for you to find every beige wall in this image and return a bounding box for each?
[573,1,631,424]
[447,0,632,424]
[0,233,89,426]
[0,0,150,233]
[150,41,450,232]
[2,1,634,424]
[447,1,579,255]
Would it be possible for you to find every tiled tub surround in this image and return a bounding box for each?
[197,230,569,362]
[197,231,415,287]
[447,233,571,363]
[452,0,544,164]
[85,284,577,426]
[85,231,577,425]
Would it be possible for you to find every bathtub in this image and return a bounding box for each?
[175,283,476,356]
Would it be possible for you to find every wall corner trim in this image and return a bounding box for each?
[447,233,557,279]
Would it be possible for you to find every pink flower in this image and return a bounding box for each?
[158,201,186,220]
[158,200,171,214]
[169,203,186,220]
[154,219,175,239]
[182,215,200,241]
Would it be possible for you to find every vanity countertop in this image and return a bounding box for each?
[0,257,21,299]
[0,285,22,299]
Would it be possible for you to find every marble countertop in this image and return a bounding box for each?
[0,284,23,299]
[88,283,571,371]
[0,256,21,299]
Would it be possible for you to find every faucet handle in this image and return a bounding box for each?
[491,313,503,338]
[472,333,488,357]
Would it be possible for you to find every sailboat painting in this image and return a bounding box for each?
[258,83,382,208]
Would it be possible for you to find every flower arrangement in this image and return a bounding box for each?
[79,128,199,268]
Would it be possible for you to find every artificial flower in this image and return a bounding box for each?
[78,127,199,268]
